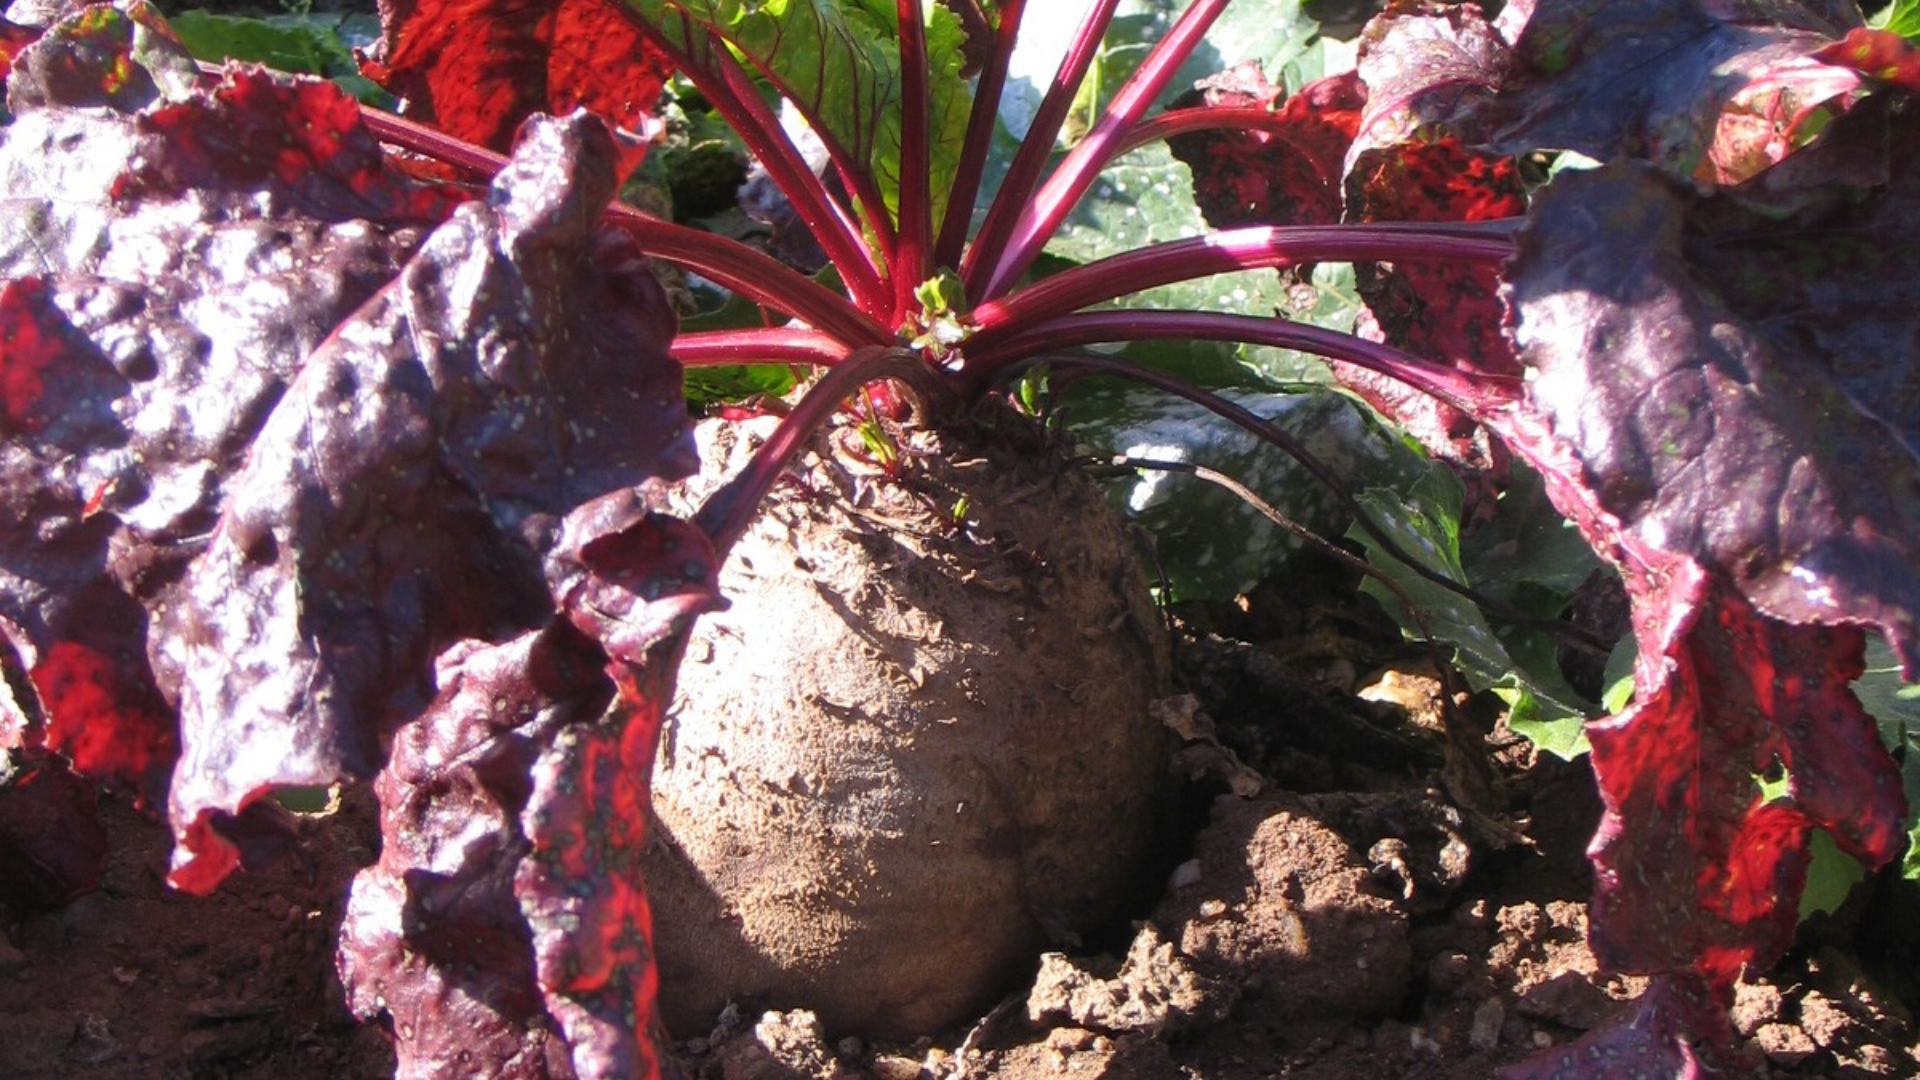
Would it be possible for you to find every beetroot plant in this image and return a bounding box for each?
[1,0,1917,1078]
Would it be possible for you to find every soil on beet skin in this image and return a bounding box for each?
[3,546,1916,1080]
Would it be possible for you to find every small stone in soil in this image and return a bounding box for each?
[1169,859,1203,890]
[68,1013,119,1064]
[1469,999,1505,1050]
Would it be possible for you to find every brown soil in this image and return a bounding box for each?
[3,551,1916,1080]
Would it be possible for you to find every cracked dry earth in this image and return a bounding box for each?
[3,554,1917,1080]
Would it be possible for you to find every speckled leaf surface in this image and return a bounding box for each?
[160,111,700,894]
[1511,162,1920,672]
[338,627,615,1080]
[1349,0,1510,156]
[1492,0,1869,183]
[515,657,679,1080]
[1687,94,1920,452]
[1,26,456,820]
[1491,155,1918,1069]
[0,25,713,1076]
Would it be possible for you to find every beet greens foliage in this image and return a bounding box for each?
[0,0,1916,1077]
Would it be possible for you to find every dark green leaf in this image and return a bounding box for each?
[1349,462,1601,731]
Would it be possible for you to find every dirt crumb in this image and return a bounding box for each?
[1026,923,1233,1036]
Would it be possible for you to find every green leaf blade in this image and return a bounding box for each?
[623,0,972,232]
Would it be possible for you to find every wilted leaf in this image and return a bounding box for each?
[1499,974,1744,1080]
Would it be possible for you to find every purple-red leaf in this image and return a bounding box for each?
[1510,161,1920,673]
[1489,135,1917,1077]
[1689,94,1920,448]
[0,276,83,436]
[547,494,721,665]
[1166,65,1363,230]
[28,639,175,809]
[1307,4,1527,484]
[367,0,674,177]
[120,67,467,223]
[162,112,696,894]
[1590,568,1904,986]
[1,68,444,812]
[1338,138,1524,485]
[338,628,703,1080]
[1493,0,1868,184]
[515,657,678,1080]
[7,0,200,113]
[0,15,37,77]
[1348,138,1524,369]
[3,28,709,1074]
[1344,0,1521,370]
[1351,0,1511,156]
[339,627,612,1080]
